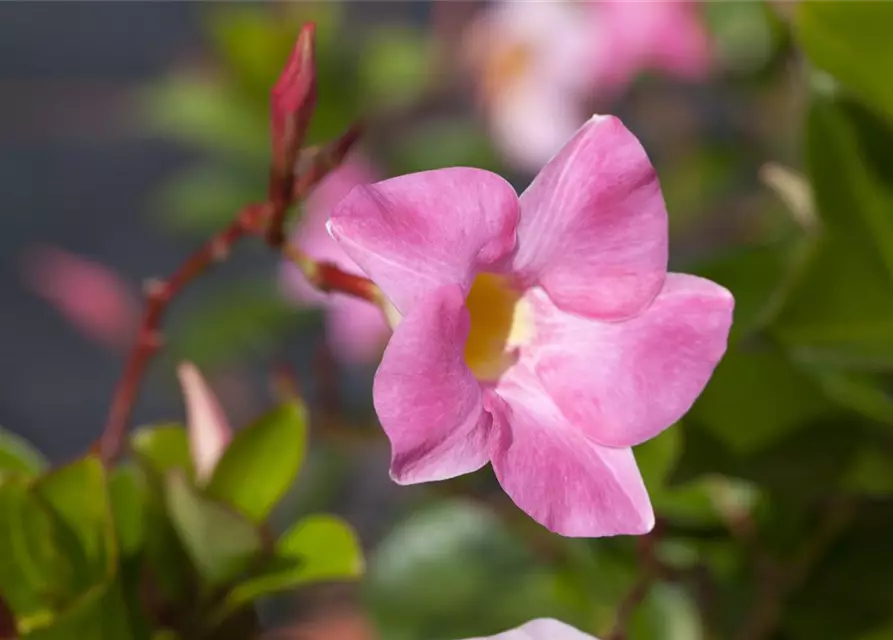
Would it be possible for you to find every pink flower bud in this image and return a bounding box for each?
[271,23,318,179]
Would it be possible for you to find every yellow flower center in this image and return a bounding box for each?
[463,273,534,381]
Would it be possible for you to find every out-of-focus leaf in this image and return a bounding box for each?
[386,119,504,176]
[23,579,133,640]
[360,26,434,110]
[0,428,46,479]
[165,472,264,587]
[759,163,816,232]
[168,281,316,370]
[796,1,893,125]
[131,424,193,482]
[703,0,780,74]
[0,479,66,625]
[807,367,893,425]
[140,77,269,163]
[785,501,893,639]
[109,464,146,559]
[842,446,893,497]
[772,98,893,366]
[206,403,307,523]
[629,582,702,640]
[691,239,805,343]
[31,457,114,592]
[152,165,260,236]
[224,514,362,612]
[365,499,570,640]
[688,345,836,454]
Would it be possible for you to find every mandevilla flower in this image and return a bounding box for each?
[328,116,734,537]
[280,157,390,363]
[177,361,233,482]
[460,619,598,640]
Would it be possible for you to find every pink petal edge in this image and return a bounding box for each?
[532,273,734,448]
[460,618,600,640]
[177,362,233,482]
[328,167,520,315]
[373,285,492,484]
[512,115,668,320]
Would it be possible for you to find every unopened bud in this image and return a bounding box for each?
[271,23,317,182]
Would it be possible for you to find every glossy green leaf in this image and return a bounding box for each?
[223,515,362,612]
[108,465,146,559]
[0,479,66,625]
[796,2,893,125]
[165,472,264,587]
[206,403,307,523]
[771,98,893,366]
[131,424,192,482]
[0,428,46,479]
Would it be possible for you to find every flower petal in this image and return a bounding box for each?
[177,362,233,482]
[461,618,600,640]
[533,273,733,448]
[373,285,492,484]
[512,115,668,320]
[329,168,520,314]
[488,367,653,537]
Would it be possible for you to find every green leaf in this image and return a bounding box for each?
[168,281,315,370]
[140,77,269,163]
[386,119,504,176]
[365,500,570,639]
[688,345,836,453]
[109,465,146,559]
[131,424,193,482]
[771,98,893,366]
[0,479,67,625]
[152,165,260,236]
[31,457,114,591]
[22,579,133,640]
[165,472,264,587]
[206,403,307,523]
[0,429,46,479]
[360,26,434,110]
[796,1,893,125]
[223,515,362,612]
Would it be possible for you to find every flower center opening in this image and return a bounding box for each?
[464,273,534,381]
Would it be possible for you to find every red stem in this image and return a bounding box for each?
[97,126,368,464]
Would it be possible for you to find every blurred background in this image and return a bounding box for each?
[2,1,892,639]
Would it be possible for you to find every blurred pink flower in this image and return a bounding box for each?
[22,245,139,350]
[463,1,711,172]
[588,0,712,95]
[461,619,598,640]
[280,157,390,364]
[329,116,733,537]
[463,0,594,173]
[177,361,233,482]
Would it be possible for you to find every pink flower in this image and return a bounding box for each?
[328,116,733,537]
[22,245,139,350]
[280,158,390,364]
[463,1,594,173]
[177,361,233,482]
[588,0,712,95]
[460,619,598,640]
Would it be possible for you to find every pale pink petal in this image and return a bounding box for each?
[531,273,733,449]
[325,296,389,364]
[650,2,712,79]
[22,245,139,350]
[488,367,653,538]
[373,285,492,484]
[511,115,668,320]
[177,362,233,482]
[328,168,519,314]
[461,618,600,640]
